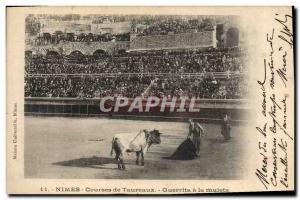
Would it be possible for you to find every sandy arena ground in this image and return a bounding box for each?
[25,116,249,180]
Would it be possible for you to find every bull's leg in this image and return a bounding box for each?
[118,153,125,170]
[110,138,115,156]
[121,159,126,170]
[116,157,122,170]
[136,152,140,165]
[141,150,144,166]
[117,160,122,170]
[116,155,122,170]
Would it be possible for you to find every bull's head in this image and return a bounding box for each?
[148,129,162,145]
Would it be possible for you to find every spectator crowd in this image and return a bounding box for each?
[25,48,248,99]
[26,48,245,74]
[131,17,214,36]
[25,75,248,99]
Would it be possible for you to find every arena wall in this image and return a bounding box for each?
[26,41,130,55]
[129,31,216,51]
[24,97,250,123]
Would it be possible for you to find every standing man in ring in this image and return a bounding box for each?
[188,118,204,156]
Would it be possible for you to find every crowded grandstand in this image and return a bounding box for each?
[25,14,247,106]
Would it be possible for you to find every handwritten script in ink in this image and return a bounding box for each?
[255,13,293,190]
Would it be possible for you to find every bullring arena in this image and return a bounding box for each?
[25,116,249,179]
[24,14,250,180]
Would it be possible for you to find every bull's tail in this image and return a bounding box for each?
[110,137,115,156]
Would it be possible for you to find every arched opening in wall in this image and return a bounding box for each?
[87,33,94,41]
[46,50,61,59]
[93,49,108,59]
[216,24,225,48]
[53,31,64,44]
[69,50,84,57]
[226,27,239,48]
[54,31,63,35]
[65,33,75,42]
[42,33,51,39]
[68,50,86,63]
[42,33,52,44]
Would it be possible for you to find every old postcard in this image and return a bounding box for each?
[6,6,294,194]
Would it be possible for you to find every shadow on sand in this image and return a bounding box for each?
[206,137,232,144]
[53,156,118,170]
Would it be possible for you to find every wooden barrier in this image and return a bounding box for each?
[24,97,251,122]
